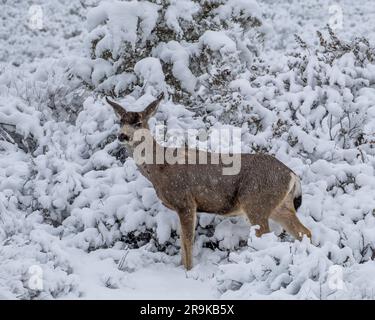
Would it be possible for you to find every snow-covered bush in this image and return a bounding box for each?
[0,0,98,66]
[237,27,375,158]
[214,29,375,298]
[73,0,267,125]
[55,0,270,257]
[1,0,375,300]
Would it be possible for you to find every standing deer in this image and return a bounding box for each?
[106,93,311,270]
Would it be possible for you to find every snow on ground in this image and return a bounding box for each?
[65,247,217,300]
[1,0,375,300]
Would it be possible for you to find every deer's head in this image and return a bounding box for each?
[106,93,164,147]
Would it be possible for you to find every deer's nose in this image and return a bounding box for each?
[118,133,129,142]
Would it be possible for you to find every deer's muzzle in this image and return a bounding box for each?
[118,133,129,142]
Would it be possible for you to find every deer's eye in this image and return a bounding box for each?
[134,122,143,128]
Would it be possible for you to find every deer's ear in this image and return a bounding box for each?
[105,97,128,119]
[141,92,164,119]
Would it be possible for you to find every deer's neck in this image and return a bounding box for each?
[125,127,164,179]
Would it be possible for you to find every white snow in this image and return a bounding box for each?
[134,57,166,93]
[64,247,216,300]
[87,1,160,57]
[199,31,237,54]
[1,0,375,300]
[164,0,200,36]
[155,41,197,93]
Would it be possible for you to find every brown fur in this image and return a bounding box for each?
[106,94,312,270]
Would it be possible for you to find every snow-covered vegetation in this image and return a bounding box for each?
[1,0,375,299]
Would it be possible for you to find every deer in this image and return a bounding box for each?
[105,93,312,270]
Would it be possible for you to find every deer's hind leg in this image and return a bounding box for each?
[177,206,196,270]
[270,196,311,241]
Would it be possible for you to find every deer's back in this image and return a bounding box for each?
[144,153,295,215]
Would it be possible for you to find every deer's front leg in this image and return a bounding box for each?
[247,215,270,237]
[177,207,196,270]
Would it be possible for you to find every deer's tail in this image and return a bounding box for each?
[291,173,302,211]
